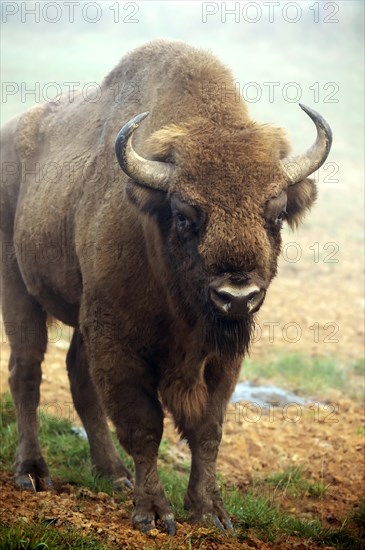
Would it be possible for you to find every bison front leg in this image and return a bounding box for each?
[87,348,175,534]
[183,415,233,531]
[123,415,175,535]
[180,367,238,531]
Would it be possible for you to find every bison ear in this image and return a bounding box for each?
[286,178,317,229]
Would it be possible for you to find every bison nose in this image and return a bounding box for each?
[209,284,265,318]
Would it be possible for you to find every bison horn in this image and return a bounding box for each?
[115,112,176,191]
[281,104,333,185]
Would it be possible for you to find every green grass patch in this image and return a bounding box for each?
[351,499,365,540]
[352,358,365,376]
[225,488,323,541]
[0,519,108,550]
[242,354,351,396]
[159,467,189,520]
[224,486,364,548]
[261,465,329,498]
[0,393,18,469]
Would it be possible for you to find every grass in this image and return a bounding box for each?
[351,499,365,540]
[0,520,108,550]
[241,353,354,396]
[224,486,363,549]
[159,466,188,520]
[1,393,364,549]
[226,488,323,541]
[352,358,365,376]
[260,465,329,498]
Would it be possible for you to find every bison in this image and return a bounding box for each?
[0,40,332,534]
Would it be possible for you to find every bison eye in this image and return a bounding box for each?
[175,211,193,232]
[171,195,199,237]
[275,210,287,226]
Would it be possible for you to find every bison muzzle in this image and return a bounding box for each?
[0,40,332,535]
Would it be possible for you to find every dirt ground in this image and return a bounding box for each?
[0,385,364,548]
[0,163,364,548]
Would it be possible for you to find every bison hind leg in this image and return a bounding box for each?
[4,303,51,489]
[1,240,52,490]
[8,351,52,490]
[66,330,132,488]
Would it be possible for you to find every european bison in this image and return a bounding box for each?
[0,40,332,534]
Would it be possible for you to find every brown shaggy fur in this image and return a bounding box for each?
[0,40,319,533]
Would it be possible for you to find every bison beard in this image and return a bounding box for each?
[205,314,255,359]
[165,280,253,359]
[167,266,254,359]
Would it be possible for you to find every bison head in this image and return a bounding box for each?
[115,106,332,357]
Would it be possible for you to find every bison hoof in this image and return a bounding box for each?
[132,511,155,533]
[112,476,134,491]
[211,513,234,532]
[132,511,176,535]
[190,511,234,532]
[15,473,53,491]
[163,514,177,535]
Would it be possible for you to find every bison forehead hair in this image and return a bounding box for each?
[146,117,290,270]
[147,117,290,201]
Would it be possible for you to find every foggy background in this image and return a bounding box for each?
[1,1,363,156]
